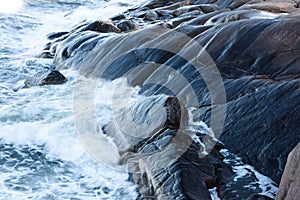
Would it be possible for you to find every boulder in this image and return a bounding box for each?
[117,20,138,32]
[24,70,67,88]
[82,20,121,33]
[54,31,110,70]
[102,95,234,199]
[246,194,274,200]
[276,142,300,200]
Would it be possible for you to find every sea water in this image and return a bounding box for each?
[0,0,141,199]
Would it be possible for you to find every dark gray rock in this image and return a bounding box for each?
[46,31,69,40]
[54,31,110,70]
[246,194,274,200]
[103,95,234,200]
[117,20,138,32]
[24,70,67,88]
[190,17,300,183]
[82,20,121,33]
[64,15,300,185]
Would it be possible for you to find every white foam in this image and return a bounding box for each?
[209,187,221,200]
[220,149,278,198]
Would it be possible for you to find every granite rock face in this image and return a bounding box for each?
[40,0,300,199]
[276,142,300,200]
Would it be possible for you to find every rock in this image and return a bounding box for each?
[204,10,282,26]
[191,16,300,183]
[143,10,160,21]
[156,9,174,18]
[24,70,67,88]
[192,18,300,183]
[184,9,231,25]
[193,3,220,13]
[54,31,109,70]
[67,15,300,184]
[83,20,121,33]
[239,1,298,13]
[179,9,202,18]
[171,15,200,27]
[102,95,190,152]
[102,95,234,199]
[172,5,203,17]
[37,51,54,59]
[276,142,300,200]
[110,14,126,21]
[117,20,138,32]
[130,140,233,200]
[215,0,252,9]
[46,31,69,40]
[140,0,186,10]
[246,194,274,200]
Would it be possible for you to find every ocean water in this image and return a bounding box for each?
[0,0,141,199]
[0,0,278,199]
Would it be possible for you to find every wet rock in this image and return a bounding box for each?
[172,5,203,17]
[102,95,188,153]
[83,20,121,33]
[215,0,251,9]
[140,0,186,10]
[155,9,174,19]
[110,14,126,21]
[54,31,110,70]
[24,70,67,88]
[193,3,220,13]
[130,140,233,200]
[46,31,69,40]
[179,9,202,18]
[276,142,300,200]
[204,10,282,25]
[117,20,138,32]
[103,95,234,199]
[143,10,160,21]
[80,15,299,185]
[171,15,199,27]
[239,1,298,13]
[37,51,54,59]
[246,194,274,200]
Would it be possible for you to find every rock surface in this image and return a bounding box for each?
[24,70,67,88]
[103,95,234,200]
[276,142,300,200]
[193,16,300,183]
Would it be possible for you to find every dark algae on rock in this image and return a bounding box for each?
[40,0,300,199]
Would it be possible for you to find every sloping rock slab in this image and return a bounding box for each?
[276,142,300,200]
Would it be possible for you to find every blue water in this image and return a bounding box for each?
[0,0,140,199]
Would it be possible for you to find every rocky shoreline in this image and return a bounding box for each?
[34,0,299,199]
